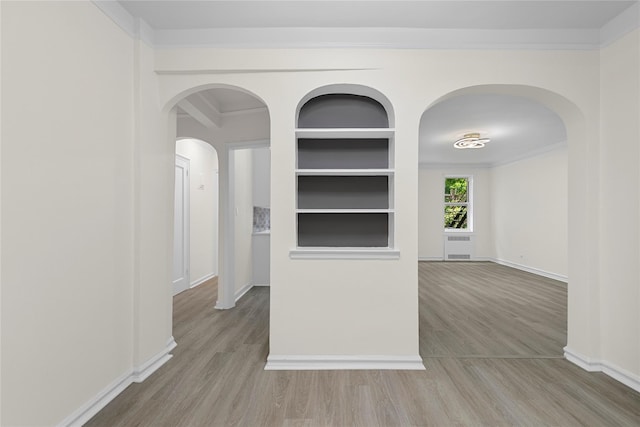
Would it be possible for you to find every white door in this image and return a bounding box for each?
[173,155,190,295]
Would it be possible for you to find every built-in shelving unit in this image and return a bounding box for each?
[291,93,398,258]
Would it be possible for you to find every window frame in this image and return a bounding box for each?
[444,175,473,232]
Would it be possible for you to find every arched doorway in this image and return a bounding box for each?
[168,85,271,312]
[417,84,589,362]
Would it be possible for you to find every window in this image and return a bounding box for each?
[444,177,471,231]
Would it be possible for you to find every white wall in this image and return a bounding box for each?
[133,29,175,387]
[252,147,271,208]
[251,147,271,286]
[492,147,568,279]
[1,2,135,425]
[176,138,219,285]
[598,29,640,384]
[233,149,253,294]
[418,167,493,260]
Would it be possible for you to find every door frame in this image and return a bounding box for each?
[173,154,191,295]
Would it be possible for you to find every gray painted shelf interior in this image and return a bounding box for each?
[297,176,389,210]
[296,94,393,248]
[297,138,389,169]
[297,213,389,247]
[297,94,389,129]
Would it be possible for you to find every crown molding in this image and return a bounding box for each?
[92,1,154,46]
[152,27,603,50]
[92,1,135,37]
[600,1,640,48]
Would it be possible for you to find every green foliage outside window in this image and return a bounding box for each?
[445,178,468,203]
[445,178,469,229]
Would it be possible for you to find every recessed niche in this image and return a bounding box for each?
[295,90,394,251]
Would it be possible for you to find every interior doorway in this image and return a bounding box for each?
[173,138,220,296]
[171,85,270,310]
[417,85,570,357]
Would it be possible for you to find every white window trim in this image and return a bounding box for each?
[444,175,473,233]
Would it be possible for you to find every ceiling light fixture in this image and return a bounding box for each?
[454,133,490,149]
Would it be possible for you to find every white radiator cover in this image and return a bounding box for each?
[444,234,475,261]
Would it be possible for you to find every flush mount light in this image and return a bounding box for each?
[454,133,490,149]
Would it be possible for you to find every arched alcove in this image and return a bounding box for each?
[292,86,397,252]
[296,84,395,128]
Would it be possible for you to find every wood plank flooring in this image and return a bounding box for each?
[86,262,640,426]
[419,262,566,358]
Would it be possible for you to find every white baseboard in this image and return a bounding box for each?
[58,337,177,427]
[264,355,426,371]
[190,272,216,289]
[490,258,568,283]
[214,300,235,309]
[564,347,640,393]
[133,337,177,383]
[253,283,270,287]
[57,371,132,427]
[234,282,254,302]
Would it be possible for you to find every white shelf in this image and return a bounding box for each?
[296,169,394,176]
[296,128,395,139]
[297,209,394,214]
[289,247,401,260]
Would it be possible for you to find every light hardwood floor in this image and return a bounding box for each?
[86,262,640,426]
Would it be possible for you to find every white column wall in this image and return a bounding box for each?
[233,149,254,295]
[1,2,135,425]
[598,29,640,384]
[132,36,175,374]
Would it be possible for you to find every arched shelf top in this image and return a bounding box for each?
[297,85,394,129]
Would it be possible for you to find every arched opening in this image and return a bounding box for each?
[167,84,271,315]
[417,84,586,360]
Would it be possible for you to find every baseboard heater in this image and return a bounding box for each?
[444,234,474,261]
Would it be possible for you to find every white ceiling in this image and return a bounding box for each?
[108,1,639,49]
[419,94,566,166]
[176,88,267,128]
[118,1,634,31]
[196,88,265,113]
